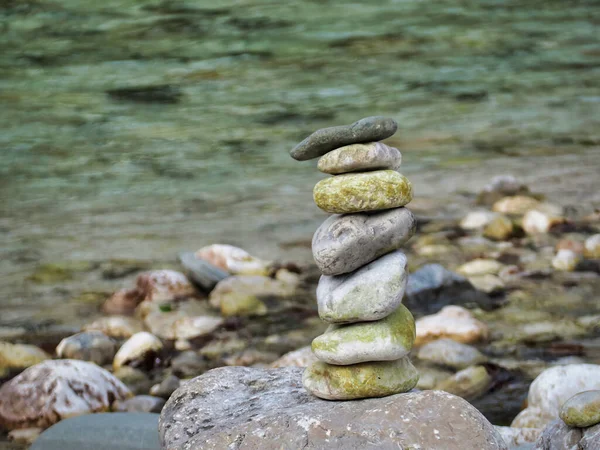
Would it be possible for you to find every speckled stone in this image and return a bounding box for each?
[290,116,398,161]
[316,250,408,323]
[312,207,416,275]
[312,304,415,365]
[559,390,600,428]
[302,357,419,400]
[317,142,402,174]
[313,170,412,214]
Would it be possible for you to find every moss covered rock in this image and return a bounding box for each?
[312,304,415,365]
[559,390,600,428]
[313,170,412,214]
[302,357,418,400]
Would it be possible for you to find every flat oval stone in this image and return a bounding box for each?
[317,142,402,174]
[316,250,408,323]
[290,116,398,161]
[312,304,415,365]
[302,357,419,400]
[314,170,412,214]
[559,390,600,428]
[312,207,416,275]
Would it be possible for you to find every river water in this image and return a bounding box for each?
[1,0,599,328]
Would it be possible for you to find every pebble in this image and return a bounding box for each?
[467,274,505,293]
[7,428,42,445]
[0,341,50,370]
[82,316,144,339]
[482,214,514,241]
[559,390,600,428]
[302,357,419,400]
[171,315,223,340]
[136,269,196,303]
[150,375,181,399]
[270,346,317,368]
[523,209,565,234]
[316,250,408,323]
[102,288,144,315]
[457,258,505,276]
[317,142,402,174]
[552,249,581,272]
[416,338,487,370]
[460,210,498,230]
[584,234,600,259]
[112,395,166,414]
[113,366,153,395]
[290,116,398,161]
[415,305,489,346]
[313,170,412,214]
[113,332,163,371]
[0,359,131,430]
[55,331,117,366]
[195,244,270,275]
[435,365,492,401]
[492,195,541,215]
[178,251,229,291]
[312,304,414,365]
[312,207,416,275]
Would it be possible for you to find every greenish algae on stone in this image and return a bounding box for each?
[302,357,418,400]
[219,293,267,317]
[559,390,600,428]
[317,142,402,174]
[312,304,415,365]
[313,170,413,214]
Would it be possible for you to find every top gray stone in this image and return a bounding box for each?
[290,116,398,161]
[159,366,507,450]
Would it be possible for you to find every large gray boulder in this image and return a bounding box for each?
[159,366,507,450]
[534,419,600,450]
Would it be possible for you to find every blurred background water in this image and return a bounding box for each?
[1,0,599,327]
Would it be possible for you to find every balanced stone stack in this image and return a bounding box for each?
[290,116,419,400]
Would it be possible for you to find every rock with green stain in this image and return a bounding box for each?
[559,390,600,428]
[316,250,408,323]
[290,116,398,161]
[312,304,415,365]
[317,142,402,174]
[314,170,412,214]
[302,357,418,400]
[313,207,416,275]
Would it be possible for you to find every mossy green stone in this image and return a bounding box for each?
[302,357,419,400]
[313,170,412,214]
[559,390,600,428]
[312,304,415,365]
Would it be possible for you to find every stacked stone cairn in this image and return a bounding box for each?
[290,116,419,400]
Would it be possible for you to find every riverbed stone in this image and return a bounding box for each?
[159,366,507,449]
[313,170,412,214]
[178,251,228,291]
[584,234,600,259]
[312,304,414,365]
[483,214,514,240]
[317,141,402,174]
[112,395,166,414]
[316,250,408,323]
[303,357,418,400]
[312,207,416,275]
[290,116,398,161]
[0,341,50,371]
[83,316,143,339]
[56,331,117,366]
[113,332,163,371]
[416,338,487,369]
[534,419,600,450]
[415,305,490,346]
[559,390,600,428]
[435,365,492,401]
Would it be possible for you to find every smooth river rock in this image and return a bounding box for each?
[317,141,402,174]
[559,390,600,428]
[312,304,415,365]
[159,366,507,450]
[303,357,418,400]
[313,170,412,214]
[416,338,487,370]
[290,116,398,161]
[55,331,117,366]
[312,207,416,275]
[534,419,600,450]
[316,250,408,323]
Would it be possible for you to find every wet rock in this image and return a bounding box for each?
[316,250,408,323]
[160,366,506,449]
[303,357,419,400]
[0,342,50,371]
[113,332,163,371]
[415,305,489,346]
[533,419,599,450]
[30,413,160,450]
[512,364,600,429]
[458,258,505,276]
[136,269,196,303]
[112,395,166,414]
[82,316,144,339]
[435,365,492,401]
[493,196,541,215]
[170,351,208,378]
[290,116,398,161]
[559,390,600,428]
[556,237,585,255]
[468,274,506,293]
[171,315,223,340]
[494,426,542,449]
[417,338,487,370]
[313,170,413,214]
[414,364,453,390]
[113,367,153,396]
[195,244,270,275]
[149,375,181,399]
[102,288,144,316]
[552,249,581,271]
[460,210,498,230]
[0,360,131,430]
[584,234,600,259]
[405,264,495,314]
[317,142,402,174]
[177,251,228,291]
[483,214,514,241]
[56,331,117,366]
[312,304,414,365]
[312,207,416,275]
[270,345,317,368]
[523,208,565,234]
